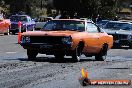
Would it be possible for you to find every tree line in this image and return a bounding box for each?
[0,0,131,19]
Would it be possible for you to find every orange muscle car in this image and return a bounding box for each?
[20,19,113,61]
[0,16,10,35]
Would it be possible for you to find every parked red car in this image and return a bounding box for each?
[0,16,11,35]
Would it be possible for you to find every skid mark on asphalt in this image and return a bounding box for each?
[106,56,132,61]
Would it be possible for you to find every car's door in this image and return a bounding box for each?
[83,22,101,53]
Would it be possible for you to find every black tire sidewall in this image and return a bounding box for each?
[95,44,108,61]
[72,45,82,62]
[27,49,38,60]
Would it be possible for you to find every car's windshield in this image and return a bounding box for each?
[10,16,28,22]
[42,20,85,31]
[104,22,132,30]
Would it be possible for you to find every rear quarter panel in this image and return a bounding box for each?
[71,32,102,53]
[97,32,113,49]
[71,32,113,54]
[107,35,113,49]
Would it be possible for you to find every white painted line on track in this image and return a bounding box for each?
[6,52,17,54]
[128,74,132,75]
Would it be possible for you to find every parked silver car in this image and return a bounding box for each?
[34,16,53,30]
[96,20,109,28]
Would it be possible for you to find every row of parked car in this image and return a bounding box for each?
[97,20,132,48]
[0,14,131,48]
[0,14,53,35]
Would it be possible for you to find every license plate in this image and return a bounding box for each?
[40,45,52,48]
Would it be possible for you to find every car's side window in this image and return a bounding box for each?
[86,23,99,33]
[28,18,32,22]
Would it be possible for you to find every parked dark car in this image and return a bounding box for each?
[96,20,109,28]
[34,16,53,30]
[0,15,11,35]
[10,15,35,34]
[103,21,132,48]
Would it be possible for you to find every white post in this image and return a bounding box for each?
[18,21,21,33]
[26,24,28,32]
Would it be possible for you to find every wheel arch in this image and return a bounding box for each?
[78,41,85,48]
[102,43,109,55]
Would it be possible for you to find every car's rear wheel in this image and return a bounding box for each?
[95,44,108,61]
[4,27,10,35]
[113,43,121,48]
[72,43,84,62]
[27,49,38,61]
[129,44,132,49]
[54,54,64,61]
[12,31,16,35]
[4,32,9,35]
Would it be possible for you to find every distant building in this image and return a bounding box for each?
[118,8,132,20]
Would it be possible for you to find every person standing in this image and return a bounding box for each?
[73,12,80,19]
[96,14,102,23]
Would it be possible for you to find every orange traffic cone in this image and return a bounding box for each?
[18,21,22,44]
[18,32,21,44]
[79,68,91,86]
[81,68,88,78]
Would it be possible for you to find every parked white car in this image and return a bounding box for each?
[35,16,53,30]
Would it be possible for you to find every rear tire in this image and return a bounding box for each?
[95,54,106,61]
[54,54,64,61]
[4,32,9,35]
[12,32,16,35]
[113,43,121,49]
[129,45,132,49]
[27,49,38,61]
[95,44,108,61]
[4,27,10,35]
[72,44,84,62]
